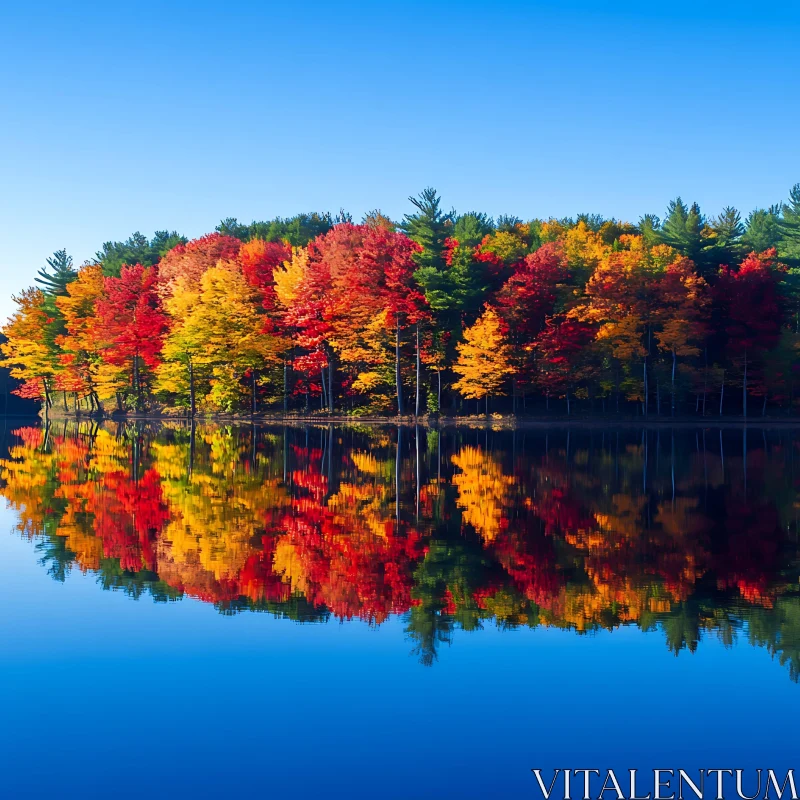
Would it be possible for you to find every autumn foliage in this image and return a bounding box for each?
[4,187,800,417]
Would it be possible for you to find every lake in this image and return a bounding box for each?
[1,420,799,798]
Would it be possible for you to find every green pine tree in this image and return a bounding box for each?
[779,183,800,266]
[743,206,783,253]
[35,249,75,296]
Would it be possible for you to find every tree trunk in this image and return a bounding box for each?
[42,378,51,411]
[702,347,708,417]
[415,323,421,417]
[283,360,288,414]
[62,391,68,413]
[743,351,748,419]
[327,352,333,412]
[133,353,141,411]
[643,358,648,416]
[720,370,725,416]
[188,360,196,418]
[671,349,676,417]
[251,370,257,416]
[485,394,489,417]
[396,318,404,415]
[437,369,441,413]
[566,390,570,416]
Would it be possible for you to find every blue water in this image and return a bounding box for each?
[1,423,798,798]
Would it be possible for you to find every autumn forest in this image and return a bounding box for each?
[4,186,800,417]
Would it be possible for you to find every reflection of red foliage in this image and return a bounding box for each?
[493,529,564,606]
[715,501,782,608]
[87,467,170,573]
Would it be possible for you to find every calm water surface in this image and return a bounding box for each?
[1,421,799,798]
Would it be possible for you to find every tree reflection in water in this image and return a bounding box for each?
[3,421,800,678]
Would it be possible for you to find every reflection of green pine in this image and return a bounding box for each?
[35,249,75,296]
[746,597,800,683]
[661,600,702,654]
[95,559,183,602]
[35,531,76,583]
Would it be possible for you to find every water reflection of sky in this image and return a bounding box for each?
[1,423,799,798]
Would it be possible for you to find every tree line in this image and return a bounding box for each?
[3,186,800,417]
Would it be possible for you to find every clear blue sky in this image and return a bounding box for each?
[1,0,799,321]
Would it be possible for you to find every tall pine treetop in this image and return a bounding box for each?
[401,187,454,271]
[35,249,75,296]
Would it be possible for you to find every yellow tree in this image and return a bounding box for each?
[55,264,107,409]
[157,264,283,412]
[273,247,308,309]
[1,288,58,407]
[452,306,514,413]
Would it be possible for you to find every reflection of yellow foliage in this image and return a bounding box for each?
[273,539,310,594]
[451,446,513,542]
[594,493,649,538]
[152,435,289,588]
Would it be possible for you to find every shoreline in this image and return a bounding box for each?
[30,411,800,429]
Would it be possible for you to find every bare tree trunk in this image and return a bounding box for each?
[415,324,421,417]
[702,347,708,417]
[743,350,748,419]
[42,378,51,412]
[327,352,333,412]
[188,360,196,418]
[643,358,648,416]
[251,370,257,416]
[512,376,517,415]
[720,370,725,416]
[396,318,404,415]
[671,348,676,417]
[283,360,288,414]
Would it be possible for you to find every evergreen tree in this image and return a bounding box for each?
[779,183,800,266]
[238,212,333,245]
[401,187,453,271]
[709,206,745,264]
[638,214,661,248]
[743,206,783,253]
[453,211,494,247]
[95,231,185,277]
[215,217,250,240]
[661,198,720,278]
[661,198,704,257]
[35,249,75,296]
[496,214,522,233]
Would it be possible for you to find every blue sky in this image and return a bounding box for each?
[1,0,799,321]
